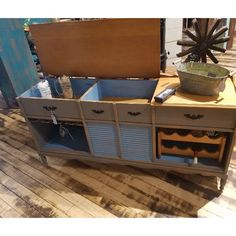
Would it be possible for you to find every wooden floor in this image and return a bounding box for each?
[0,44,236,218]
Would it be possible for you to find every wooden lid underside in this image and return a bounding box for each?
[30,19,160,78]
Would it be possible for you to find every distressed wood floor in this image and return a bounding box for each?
[0,108,236,218]
[0,43,236,218]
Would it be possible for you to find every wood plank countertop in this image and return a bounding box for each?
[151,77,236,109]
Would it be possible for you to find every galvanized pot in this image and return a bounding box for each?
[177,62,230,96]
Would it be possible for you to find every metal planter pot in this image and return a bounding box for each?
[177,62,230,96]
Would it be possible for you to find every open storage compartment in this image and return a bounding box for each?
[18,77,96,120]
[81,79,158,123]
[156,127,228,167]
[28,119,90,153]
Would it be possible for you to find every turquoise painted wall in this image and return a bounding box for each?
[0,18,39,105]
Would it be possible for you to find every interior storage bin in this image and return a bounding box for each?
[81,79,157,123]
[86,122,119,158]
[18,78,96,120]
[120,124,153,162]
[29,119,90,153]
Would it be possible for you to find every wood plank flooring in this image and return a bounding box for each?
[0,42,236,218]
[0,108,236,218]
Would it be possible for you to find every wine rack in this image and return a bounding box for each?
[157,128,227,163]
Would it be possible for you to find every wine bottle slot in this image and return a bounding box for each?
[176,129,190,136]
[206,131,221,139]
[162,141,219,152]
[161,128,176,135]
[162,140,175,148]
[162,140,191,150]
[202,144,219,153]
[191,143,203,152]
[191,130,205,138]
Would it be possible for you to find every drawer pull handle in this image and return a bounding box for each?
[184,114,204,120]
[92,109,104,114]
[128,111,141,116]
[43,106,57,111]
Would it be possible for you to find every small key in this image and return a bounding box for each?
[50,111,58,125]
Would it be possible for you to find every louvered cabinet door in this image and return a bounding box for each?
[119,125,153,162]
[86,122,119,158]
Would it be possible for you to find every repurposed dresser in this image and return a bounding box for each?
[17,76,236,191]
[17,19,236,191]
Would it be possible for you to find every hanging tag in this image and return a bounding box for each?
[50,111,58,125]
[59,125,65,138]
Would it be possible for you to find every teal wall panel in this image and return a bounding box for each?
[0,18,38,105]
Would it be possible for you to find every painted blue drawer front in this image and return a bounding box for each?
[120,125,153,162]
[87,122,119,158]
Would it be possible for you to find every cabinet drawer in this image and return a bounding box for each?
[81,101,114,121]
[116,104,152,123]
[80,79,157,122]
[19,98,80,120]
[156,107,236,129]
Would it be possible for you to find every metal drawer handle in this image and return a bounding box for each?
[128,111,141,116]
[43,106,57,111]
[184,114,204,120]
[92,109,104,114]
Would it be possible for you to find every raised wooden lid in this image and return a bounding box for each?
[30,19,160,78]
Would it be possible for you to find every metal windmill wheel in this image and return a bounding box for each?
[177,19,230,63]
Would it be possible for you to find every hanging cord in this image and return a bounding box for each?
[54,79,63,96]
[59,124,74,141]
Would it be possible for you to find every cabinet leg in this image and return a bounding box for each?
[220,175,228,192]
[39,154,48,165]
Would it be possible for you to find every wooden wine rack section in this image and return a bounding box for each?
[157,128,227,163]
[160,145,220,159]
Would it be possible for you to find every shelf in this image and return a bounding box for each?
[159,130,225,145]
[42,143,89,154]
[161,144,219,159]
[158,154,222,168]
[157,127,227,163]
